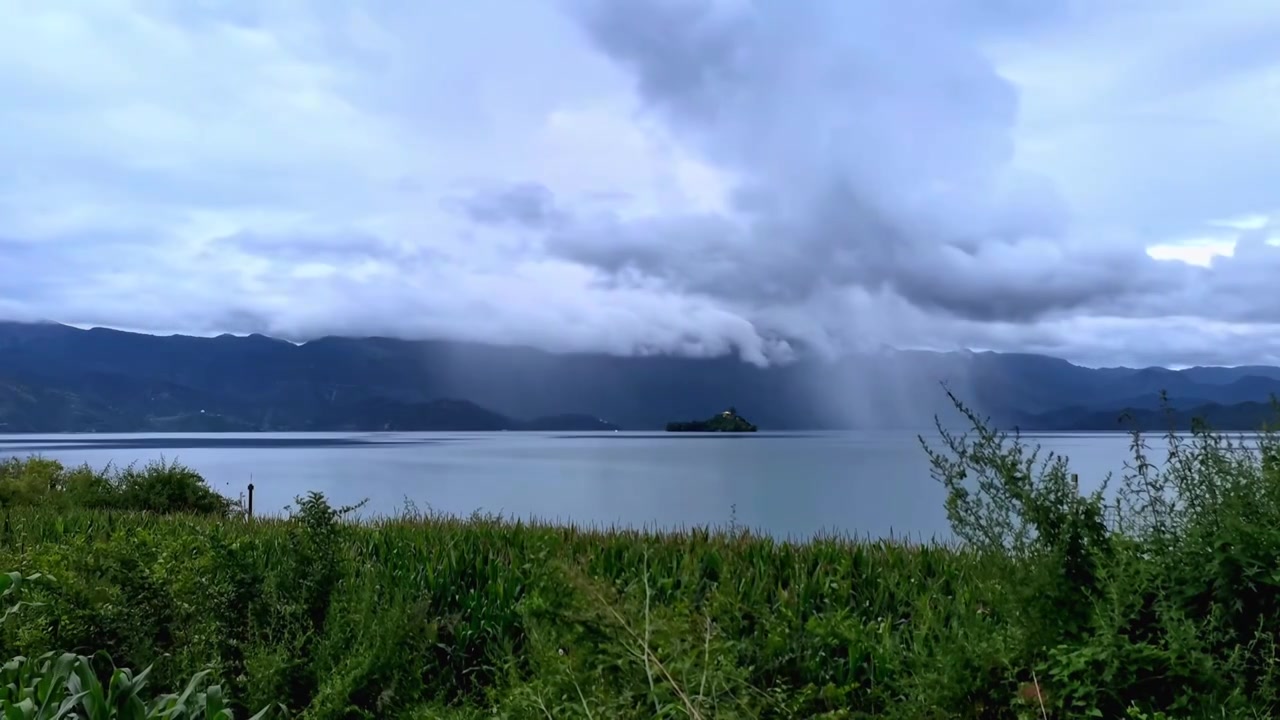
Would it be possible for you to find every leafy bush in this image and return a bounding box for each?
[0,456,233,516]
[922,390,1280,717]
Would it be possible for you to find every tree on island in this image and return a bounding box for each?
[665,407,758,432]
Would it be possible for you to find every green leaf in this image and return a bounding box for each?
[204,685,225,716]
[169,668,211,715]
[51,691,90,720]
[70,657,109,720]
[34,653,76,712]
[6,698,34,720]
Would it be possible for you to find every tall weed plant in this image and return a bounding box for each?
[922,389,1280,717]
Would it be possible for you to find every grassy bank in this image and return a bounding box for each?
[4,398,1280,717]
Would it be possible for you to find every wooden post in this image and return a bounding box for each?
[247,482,255,518]
[1071,473,1079,494]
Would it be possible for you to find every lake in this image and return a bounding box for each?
[0,431,1154,539]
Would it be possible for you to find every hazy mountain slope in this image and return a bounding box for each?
[1026,401,1280,432]
[3,321,1280,431]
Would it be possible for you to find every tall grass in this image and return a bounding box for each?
[3,393,1280,717]
[0,495,1004,718]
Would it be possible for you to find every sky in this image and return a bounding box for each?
[1,0,1279,368]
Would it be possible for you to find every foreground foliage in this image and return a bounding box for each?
[2,568,275,718]
[0,650,274,719]
[4,393,1280,716]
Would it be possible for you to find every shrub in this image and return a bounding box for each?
[922,390,1280,717]
[0,456,233,516]
[112,458,233,516]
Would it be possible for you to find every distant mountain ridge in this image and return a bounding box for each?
[1,321,1279,432]
[1020,401,1280,433]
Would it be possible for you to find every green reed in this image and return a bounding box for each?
[0,493,1007,718]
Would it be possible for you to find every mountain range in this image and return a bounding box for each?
[1,321,1279,433]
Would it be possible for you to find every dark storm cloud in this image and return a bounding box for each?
[551,0,1162,324]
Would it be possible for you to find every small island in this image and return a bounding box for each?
[665,406,758,432]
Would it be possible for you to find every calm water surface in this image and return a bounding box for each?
[0,431,1152,539]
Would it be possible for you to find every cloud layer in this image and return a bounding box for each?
[1,0,1279,367]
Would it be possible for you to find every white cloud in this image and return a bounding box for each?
[2,0,1280,367]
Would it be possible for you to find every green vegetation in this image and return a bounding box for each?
[7,394,1280,716]
[0,456,236,516]
[665,407,758,432]
[1,571,278,718]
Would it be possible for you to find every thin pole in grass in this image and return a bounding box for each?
[644,551,659,716]
[1032,670,1047,719]
[247,481,255,519]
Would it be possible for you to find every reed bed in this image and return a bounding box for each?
[0,498,1008,718]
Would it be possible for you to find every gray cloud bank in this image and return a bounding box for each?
[1,0,1279,368]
